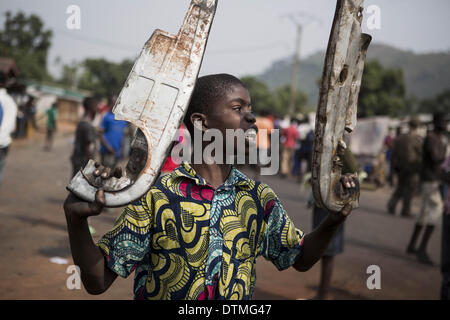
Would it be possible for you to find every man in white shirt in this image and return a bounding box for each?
[0,71,18,190]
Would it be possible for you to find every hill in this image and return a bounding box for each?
[257,43,450,106]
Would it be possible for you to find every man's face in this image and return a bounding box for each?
[203,84,257,155]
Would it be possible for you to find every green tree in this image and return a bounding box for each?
[241,76,307,117]
[240,76,275,114]
[273,84,307,116]
[77,58,133,98]
[358,60,406,118]
[59,61,81,90]
[0,11,53,81]
[418,89,450,114]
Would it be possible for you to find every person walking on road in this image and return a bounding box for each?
[407,113,448,265]
[44,103,58,151]
[70,97,100,178]
[388,118,423,217]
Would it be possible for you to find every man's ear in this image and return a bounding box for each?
[190,113,208,132]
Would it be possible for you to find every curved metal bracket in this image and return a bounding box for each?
[312,0,371,212]
[67,0,218,207]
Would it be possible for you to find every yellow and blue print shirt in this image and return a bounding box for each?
[97,162,304,300]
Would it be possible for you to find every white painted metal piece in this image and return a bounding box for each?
[67,0,218,207]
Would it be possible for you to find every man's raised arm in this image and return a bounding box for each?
[64,167,118,294]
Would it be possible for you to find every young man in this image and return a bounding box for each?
[63,74,357,300]
[70,97,99,178]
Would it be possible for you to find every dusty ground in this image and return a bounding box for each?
[0,125,443,300]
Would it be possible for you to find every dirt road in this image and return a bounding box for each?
[0,126,442,299]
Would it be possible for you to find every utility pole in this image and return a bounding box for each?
[282,12,321,119]
[288,24,302,118]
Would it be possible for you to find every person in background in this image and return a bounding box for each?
[253,109,274,180]
[441,154,450,299]
[0,70,18,191]
[292,119,303,180]
[407,113,448,265]
[71,97,99,178]
[44,103,58,151]
[14,103,26,139]
[311,134,360,300]
[70,97,100,235]
[297,128,315,183]
[99,95,128,169]
[388,118,423,217]
[384,128,396,186]
[24,95,37,138]
[281,118,299,178]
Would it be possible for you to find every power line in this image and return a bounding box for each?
[208,42,290,55]
[56,28,291,56]
[281,12,321,117]
[54,28,140,53]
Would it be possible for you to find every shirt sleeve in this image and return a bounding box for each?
[259,187,305,271]
[97,194,153,278]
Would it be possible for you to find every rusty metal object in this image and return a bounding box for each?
[312,0,371,212]
[67,0,218,207]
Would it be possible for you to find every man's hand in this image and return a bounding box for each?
[64,162,122,221]
[337,172,359,218]
[64,188,105,222]
[293,172,359,272]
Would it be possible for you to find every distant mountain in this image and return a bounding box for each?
[257,43,450,106]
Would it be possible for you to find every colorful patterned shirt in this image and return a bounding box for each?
[97,162,305,300]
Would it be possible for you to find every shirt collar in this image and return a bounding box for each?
[171,162,253,190]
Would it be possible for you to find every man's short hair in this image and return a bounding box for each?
[82,97,99,112]
[184,74,246,133]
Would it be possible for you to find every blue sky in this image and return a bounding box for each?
[1,0,449,78]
